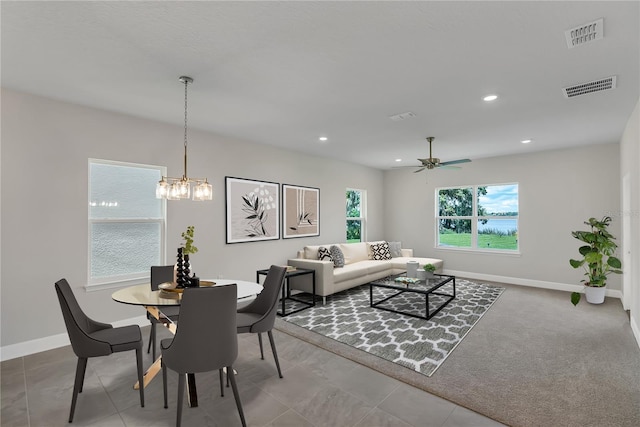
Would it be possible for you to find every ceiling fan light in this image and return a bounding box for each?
[483,94,498,102]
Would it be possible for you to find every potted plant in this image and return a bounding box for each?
[422,263,437,279]
[569,216,622,306]
[176,226,198,287]
[181,225,198,255]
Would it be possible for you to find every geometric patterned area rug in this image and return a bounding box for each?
[281,279,504,377]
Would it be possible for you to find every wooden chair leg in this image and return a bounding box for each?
[258,332,264,360]
[219,368,224,397]
[227,366,247,427]
[147,323,155,354]
[176,374,185,427]
[69,357,87,422]
[151,323,157,361]
[267,330,283,378]
[135,347,145,407]
[162,361,168,409]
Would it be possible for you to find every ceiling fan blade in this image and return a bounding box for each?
[413,167,426,173]
[439,159,471,166]
[438,165,461,169]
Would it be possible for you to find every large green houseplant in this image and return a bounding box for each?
[569,216,622,306]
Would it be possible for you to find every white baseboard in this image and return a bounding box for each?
[0,315,148,362]
[0,274,630,361]
[442,269,624,300]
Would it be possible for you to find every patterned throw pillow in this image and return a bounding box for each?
[329,245,345,268]
[370,242,392,260]
[317,246,333,262]
[388,241,402,257]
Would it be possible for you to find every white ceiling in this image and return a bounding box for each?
[2,1,638,170]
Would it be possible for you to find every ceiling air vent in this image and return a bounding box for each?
[389,111,416,121]
[563,76,616,98]
[565,18,603,49]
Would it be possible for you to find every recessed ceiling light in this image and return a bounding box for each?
[319,136,328,142]
[483,94,498,102]
[395,158,402,162]
[521,139,532,144]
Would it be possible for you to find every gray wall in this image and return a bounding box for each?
[1,88,634,356]
[384,143,622,291]
[0,89,384,349]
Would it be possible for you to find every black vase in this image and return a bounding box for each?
[176,247,188,288]
[183,254,193,287]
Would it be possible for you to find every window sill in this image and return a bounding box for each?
[435,246,521,257]
[85,276,148,292]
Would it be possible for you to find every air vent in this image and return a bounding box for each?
[389,111,416,121]
[563,76,616,98]
[565,18,603,49]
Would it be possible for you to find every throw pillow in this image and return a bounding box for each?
[388,241,402,257]
[370,242,392,260]
[329,245,345,268]
[317,246,333,262]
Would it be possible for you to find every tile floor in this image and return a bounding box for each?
[1,326,504,427]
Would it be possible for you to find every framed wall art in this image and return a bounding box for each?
[225,177,280,243]
[282,184,320,239]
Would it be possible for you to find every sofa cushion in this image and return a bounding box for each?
[318,247,333,262]
[366,241,386,259]
[333,263,369,283]
[340,242,369,264]
[330,245,345,268]
[303,245,323,260]
[370,242,392,260]
[359,260,392,275]
[388,241,402,257]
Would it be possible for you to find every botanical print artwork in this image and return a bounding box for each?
[283,184,319,239]
[226,177,279,243]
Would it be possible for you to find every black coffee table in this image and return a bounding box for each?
[369,273,456,320]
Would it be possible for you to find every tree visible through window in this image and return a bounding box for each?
[89,159,166,286]
[437,184,518,251]
[346,189,365,242]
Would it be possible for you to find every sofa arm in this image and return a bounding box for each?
[287,258,334,296]
[400,248,414,257]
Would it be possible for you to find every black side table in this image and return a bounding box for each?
[256,267,316,316]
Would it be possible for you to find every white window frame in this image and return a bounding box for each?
[87,158,167,290]
[435,182,519,254]
[346,188,367,242]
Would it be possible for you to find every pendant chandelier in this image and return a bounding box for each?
[156,76,212,201]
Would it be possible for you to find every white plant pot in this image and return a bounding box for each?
[406,261,419,278]
[585,285,606,304]
[417,270,427,280]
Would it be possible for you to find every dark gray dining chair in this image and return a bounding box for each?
[161,284,246,427]
[54,278,144,423]
[237,265,287,378]
[148,265,178,360]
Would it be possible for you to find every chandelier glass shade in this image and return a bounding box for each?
[156,76,212,201]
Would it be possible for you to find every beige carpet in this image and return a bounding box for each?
[275,281,640,427]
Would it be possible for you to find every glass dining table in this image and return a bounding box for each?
[111,279,263,407]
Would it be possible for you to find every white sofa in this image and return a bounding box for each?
[287,241,444,304]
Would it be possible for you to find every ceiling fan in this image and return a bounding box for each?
[412,137,471,173]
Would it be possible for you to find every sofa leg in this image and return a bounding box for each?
[322,296,326,305]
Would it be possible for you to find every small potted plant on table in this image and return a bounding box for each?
[417,263,437,280]
[569,216,622,305]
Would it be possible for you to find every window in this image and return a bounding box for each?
[346,188,366,243]
[89,159,166,287]
[437,183,518,251]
